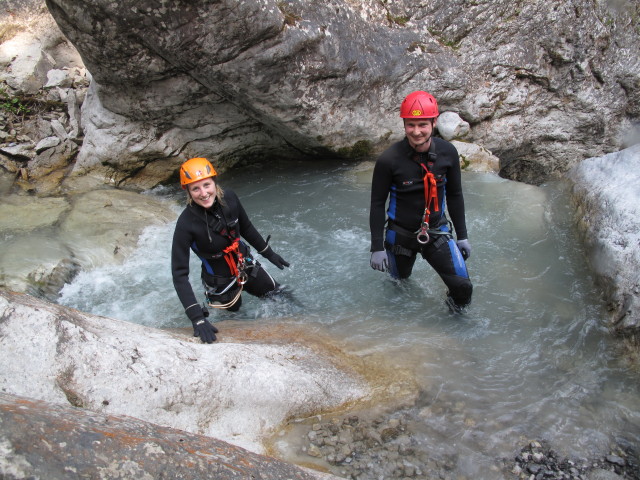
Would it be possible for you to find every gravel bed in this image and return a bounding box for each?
[295,412,639,480]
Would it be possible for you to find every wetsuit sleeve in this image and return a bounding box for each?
[171,212,204,323]
[235,196,269,253]
[444,146,468,240]
[369,156,393,252]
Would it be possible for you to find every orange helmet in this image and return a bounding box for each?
[179,157,217,189]
[400,91,439,119]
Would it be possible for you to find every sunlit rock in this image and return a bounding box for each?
[569,144,640,331]
[0,142,35,160]
[0,29,53,94]
[0,7,88,193]
[0,290,369,454]
[43,68,72,88]
[34,135,60,152]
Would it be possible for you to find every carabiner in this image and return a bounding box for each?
[236,255,248,285]
[416,223,430,244]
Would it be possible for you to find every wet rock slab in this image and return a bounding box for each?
[0,187,178,298]
[0,392,339,480]
[0,290,369,454]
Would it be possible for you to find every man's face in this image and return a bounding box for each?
[404,118,436,152]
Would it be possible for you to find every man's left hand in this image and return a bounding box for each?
[457,239,471,260]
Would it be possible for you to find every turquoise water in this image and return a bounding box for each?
[58,159,640,477]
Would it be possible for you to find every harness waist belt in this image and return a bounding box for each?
[387,219,449,238]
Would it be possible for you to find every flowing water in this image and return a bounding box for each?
[58,159,640,478]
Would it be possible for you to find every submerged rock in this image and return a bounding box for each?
[512,439,638,480]
[287,413,639,480]
[0,188,177,299]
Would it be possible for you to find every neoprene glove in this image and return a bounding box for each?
[457,239,471,260]
[262,246,290,270]
[192,318,219,344]
[370,251,388,271]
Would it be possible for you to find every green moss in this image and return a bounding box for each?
[338,139,374,159]
[0,86,31,116]
[387,13,410,26]
[381,131,393,142]
[427,28,461,50]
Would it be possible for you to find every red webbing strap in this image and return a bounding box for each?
[222,238,242,278]
[420,164,439,216]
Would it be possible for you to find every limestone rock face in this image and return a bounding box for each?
[451,140,500,173]
[42,0,639,185]
[568,144,640,332]
[0,2,89,194]
[0,392,339,480]
[0,290,369,454]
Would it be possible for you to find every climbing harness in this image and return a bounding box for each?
[222,238,248,286]
[416,154,439,244]
[204,277,243,309]
[190,204,250,309]
[204,238,249,309]
[386,143,448,251]
[387,219,452,256]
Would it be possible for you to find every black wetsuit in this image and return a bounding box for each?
[171,189,278,320]
[369,137,472,306]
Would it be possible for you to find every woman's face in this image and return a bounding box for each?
[187,177,217,209]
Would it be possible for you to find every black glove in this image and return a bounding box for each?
[262,246,290,270]
[191,318,219,344]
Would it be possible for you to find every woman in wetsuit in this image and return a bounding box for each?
[171,157,289,343]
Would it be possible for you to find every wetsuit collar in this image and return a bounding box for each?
[403,137,436,163]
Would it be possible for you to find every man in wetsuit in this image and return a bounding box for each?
[369,91,472,313]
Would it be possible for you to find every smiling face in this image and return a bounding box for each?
[404,117,437,152]
[187,177,217,209]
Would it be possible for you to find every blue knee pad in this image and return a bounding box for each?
[448,239,469,278]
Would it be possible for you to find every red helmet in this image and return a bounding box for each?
[179,157,217,189]
[400,91,439,119]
